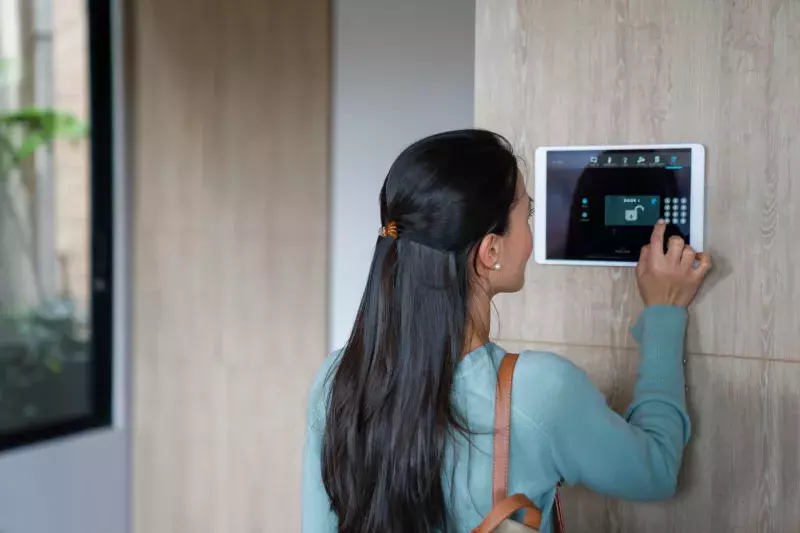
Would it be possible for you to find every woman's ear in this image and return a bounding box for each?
[476,233,501,271]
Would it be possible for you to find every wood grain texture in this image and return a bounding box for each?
[133,357,228,533]
[130,0,330,531]
[499,340,800,532]
[134,357,318,533]
[478,0,800,360]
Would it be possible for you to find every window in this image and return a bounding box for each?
[0,0,113,451]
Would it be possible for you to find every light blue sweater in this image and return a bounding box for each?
[302,306,690,532]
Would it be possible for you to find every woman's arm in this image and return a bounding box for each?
[301,422,337,532]
[543,305,691,501]
[301,360,338,532]
[541,220,709,499]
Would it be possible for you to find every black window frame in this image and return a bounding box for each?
[0,0,114,452]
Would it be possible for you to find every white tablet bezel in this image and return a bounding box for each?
[533,143,705,267]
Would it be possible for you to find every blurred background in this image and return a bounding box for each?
[0,0,92,438]
[0,0,798,532]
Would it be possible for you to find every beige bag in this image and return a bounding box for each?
[472,354,565,533]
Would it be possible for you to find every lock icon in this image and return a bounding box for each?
[625,205,645,222]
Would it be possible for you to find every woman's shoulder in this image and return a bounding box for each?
[306,350,344,430]
[310,349,344,388]
[512,349,587,387]
[502,348,595,433]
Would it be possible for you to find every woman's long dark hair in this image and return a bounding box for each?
[321,129,519,532]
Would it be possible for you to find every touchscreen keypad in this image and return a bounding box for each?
[663,197,688,225]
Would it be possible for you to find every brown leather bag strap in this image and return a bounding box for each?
[472,494,542,533]
[554,484,565,533]
[491,352,565,533]
[492,353,519,506]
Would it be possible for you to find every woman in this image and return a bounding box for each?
[302,130,711,532]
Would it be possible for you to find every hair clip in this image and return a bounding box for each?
[380,220,398,239]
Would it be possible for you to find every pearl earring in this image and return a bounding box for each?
[493,263,501,270]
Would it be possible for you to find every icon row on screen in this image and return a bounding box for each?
[588,155,681,165]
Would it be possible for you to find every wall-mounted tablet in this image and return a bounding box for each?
[534,144,705,267]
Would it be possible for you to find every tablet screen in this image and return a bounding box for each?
[545,148,692,262]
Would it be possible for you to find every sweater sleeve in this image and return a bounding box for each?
[301,421,337,532]
[301,359,338,533]
[541,305,691,501]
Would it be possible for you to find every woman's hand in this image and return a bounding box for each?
[636,220,712,308]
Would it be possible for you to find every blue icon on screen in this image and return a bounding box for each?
[582,212,588,218]
[651,198,658,205]
[582,198,588,205]
[670,156,678,164]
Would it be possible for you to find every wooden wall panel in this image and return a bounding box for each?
[478,0,800,531]
[479,0,800,361]
[130,0,330,531]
